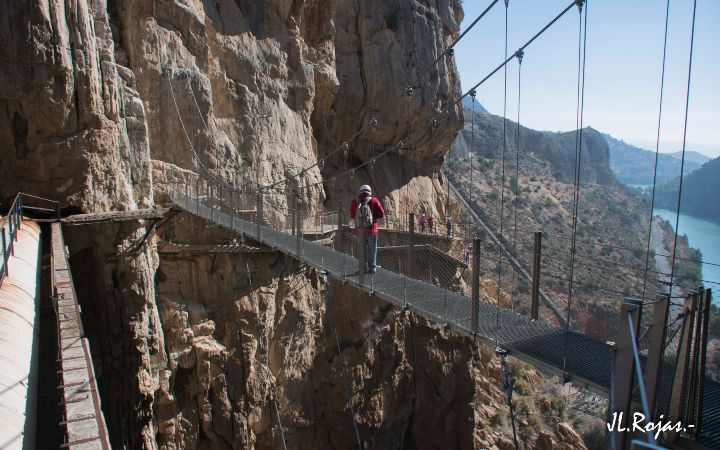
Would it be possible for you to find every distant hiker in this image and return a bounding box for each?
[350,185,385,274]
[446,218,453,239]
[464,244,472,265]
[420,213,428,233]
[427,215,435,234]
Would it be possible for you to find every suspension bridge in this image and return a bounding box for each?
[154,0,720,446]
[1,0,717,447]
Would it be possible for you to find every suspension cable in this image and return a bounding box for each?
[668,0,698,300]
[563,0,587,378]
[411,0,501,87]
[495,0,510,344]
[322,272,363,450]
[642,0,672,299]
[511,50,524,311]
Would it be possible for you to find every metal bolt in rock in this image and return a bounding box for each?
[369,117,378,131]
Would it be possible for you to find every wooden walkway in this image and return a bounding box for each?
[51,222,110,449]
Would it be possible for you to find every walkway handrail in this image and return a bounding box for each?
[1,193,60,287]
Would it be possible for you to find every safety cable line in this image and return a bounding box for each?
[562,0,587,378]
[323,273,363,450]
[458,0,581,107]
[642,0,672,300]
[184,76,247,179]
[254,327,289,450]
[495,0,509,345]
[668,0,698,301]
[411,0,501,87]
[166,75,230,191]
[270,0,580,197]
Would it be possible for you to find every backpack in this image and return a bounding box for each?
[355,197,374,228]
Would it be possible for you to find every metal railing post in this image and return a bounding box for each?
[337,204,342,231]
[210,182,215,221]
[408,213,415,280]
[686,289,704,430]
[645,293,669,419]
[530,231,542,321]
[472,238,481,336]
[256,191,263,240]
[230,188,235,229]
[1,228,7,281]
[612,297,643,450]
[196,179,200,214]
[295,192,302,257]
[17,196,22,228]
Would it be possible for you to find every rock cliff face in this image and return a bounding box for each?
[1,0,584,448]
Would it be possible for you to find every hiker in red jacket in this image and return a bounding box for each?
[349,184,385,273]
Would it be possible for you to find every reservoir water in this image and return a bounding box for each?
[654,209,720,299]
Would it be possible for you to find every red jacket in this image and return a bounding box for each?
[350,194,385,235]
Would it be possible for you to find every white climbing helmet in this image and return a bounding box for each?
[359,185,371,195]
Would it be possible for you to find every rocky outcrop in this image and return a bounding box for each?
[0,0,153,211]
[454,109,616,186]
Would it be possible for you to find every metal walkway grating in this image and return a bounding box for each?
[170,192,720,447]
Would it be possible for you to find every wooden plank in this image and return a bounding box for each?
[646,294,670,418]
[158,242,273,253]
[63,208,166,224]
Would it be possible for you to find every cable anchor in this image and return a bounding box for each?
[428,117,438,133]
[445,48,454,57]
[369,117,379,131]
[318,159,325,169]
[341,142,349,159]
[575,0,584,13]
[405,84,414,97]
[515,49,524,64]
[469,89,477,99]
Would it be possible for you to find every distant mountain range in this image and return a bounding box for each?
[602,133,710,186]
[654,156,720,223]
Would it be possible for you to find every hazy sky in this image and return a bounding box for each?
[454,0,720,158]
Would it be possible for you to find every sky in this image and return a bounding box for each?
[454,0,720,158]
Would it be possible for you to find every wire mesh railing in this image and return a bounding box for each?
[1,192,60,287]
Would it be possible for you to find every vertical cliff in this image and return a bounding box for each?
[1,0,585,448]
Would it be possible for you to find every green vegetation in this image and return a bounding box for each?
[655,156,720,224]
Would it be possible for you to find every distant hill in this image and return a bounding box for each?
[602,134,704,186]
[461,96,488,113]
[667,150,711,165]
[655,156,720,224]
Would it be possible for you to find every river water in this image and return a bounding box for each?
[654,208,720,299]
